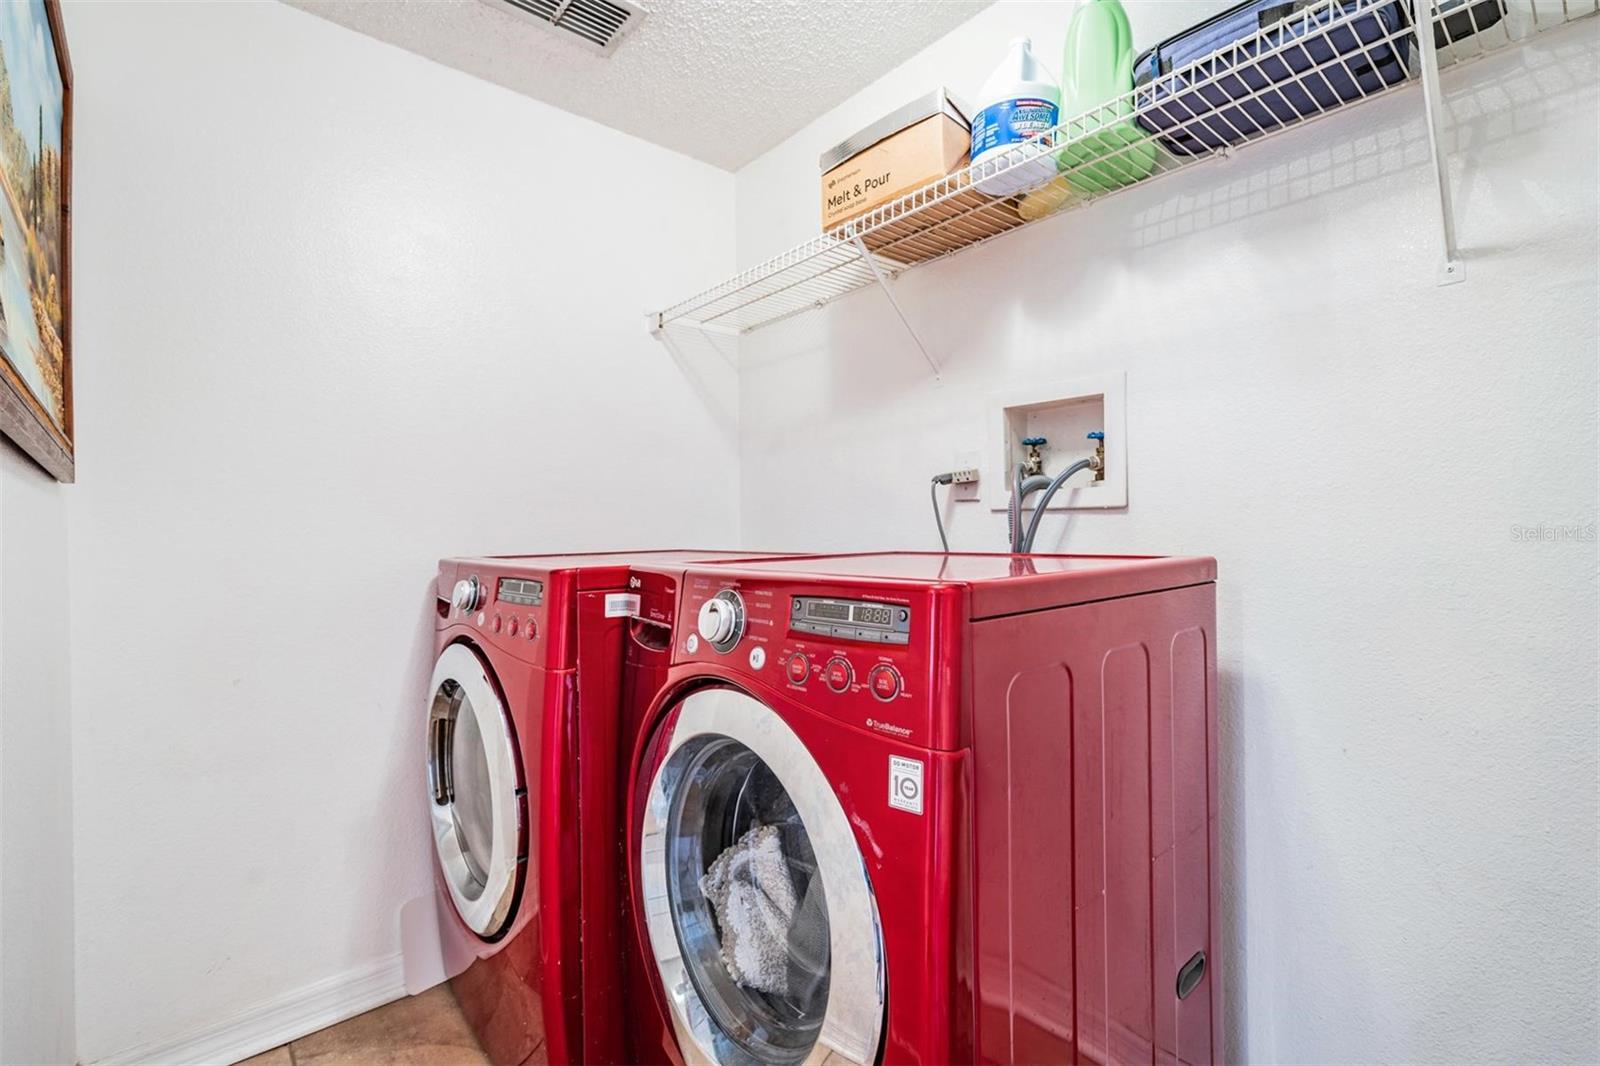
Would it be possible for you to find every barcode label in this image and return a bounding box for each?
[604,593,641,618]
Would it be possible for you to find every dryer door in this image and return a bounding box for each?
[639,686,884,1066]
[427,642,526,939]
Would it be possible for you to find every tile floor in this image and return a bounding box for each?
[236,985,490,1066]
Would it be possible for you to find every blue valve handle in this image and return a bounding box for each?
[1022,436,1047,446]
[1086,431,1105,440]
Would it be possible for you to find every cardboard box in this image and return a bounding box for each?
[820,90,972,232]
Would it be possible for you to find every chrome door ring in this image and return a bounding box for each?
[639,686,885,1066]
[427,642,522,938]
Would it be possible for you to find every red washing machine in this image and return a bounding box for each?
[425,551,790,1066]
[623,552,1222,1065]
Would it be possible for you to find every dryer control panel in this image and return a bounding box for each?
[436,561,570,669]
[676,571,963,750]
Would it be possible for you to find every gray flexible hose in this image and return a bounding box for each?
[930,478,950,552]
[1009,465,1052,552]
[1020,458,1093,553]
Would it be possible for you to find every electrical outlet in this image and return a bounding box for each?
[952,451,982,501]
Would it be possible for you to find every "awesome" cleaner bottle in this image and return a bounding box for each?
[970,37,1060,197]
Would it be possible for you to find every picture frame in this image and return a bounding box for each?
[0,0,71,483]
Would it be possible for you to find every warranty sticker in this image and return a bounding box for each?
[888,755,923,815]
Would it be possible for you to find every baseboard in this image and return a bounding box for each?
[91,953,408,1066]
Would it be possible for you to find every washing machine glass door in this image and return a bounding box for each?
[640,686,884,1066]
[427,642,525,939]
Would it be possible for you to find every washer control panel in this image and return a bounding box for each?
[679,571,946,747]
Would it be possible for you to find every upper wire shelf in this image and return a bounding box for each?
[651,0,1596,335]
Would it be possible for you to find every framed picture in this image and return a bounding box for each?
[0,0,70,482]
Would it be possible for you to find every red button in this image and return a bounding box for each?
[507,618,519,637]
[525,618,538,641]
[787,654,809,684]
[491,614,503,633]
[869,665,901,701]
[824,658,853,693]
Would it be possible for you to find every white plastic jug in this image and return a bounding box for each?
[970,37,1061,197]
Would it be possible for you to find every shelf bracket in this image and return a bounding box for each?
[850,233,942,382]
[1414,3,1465,286]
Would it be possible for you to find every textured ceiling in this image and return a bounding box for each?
[282,0,992,171]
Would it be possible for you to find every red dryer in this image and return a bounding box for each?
[622,552,1223,1066]
[425,550,787,1066]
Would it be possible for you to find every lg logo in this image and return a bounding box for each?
[888,756,923,815]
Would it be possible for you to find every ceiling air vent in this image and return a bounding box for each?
[480,0,645,56]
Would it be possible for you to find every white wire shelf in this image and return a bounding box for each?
[651,0,1596,337]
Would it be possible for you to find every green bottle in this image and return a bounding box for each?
[1058,0,1156,196]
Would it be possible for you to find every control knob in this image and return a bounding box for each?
[451,576,483,613]
[696,589,746,653]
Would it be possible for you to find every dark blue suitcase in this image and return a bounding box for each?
[1432,0,1507,48]
[1133,0,1413,157]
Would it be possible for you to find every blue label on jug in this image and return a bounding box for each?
[971,97,1060,157]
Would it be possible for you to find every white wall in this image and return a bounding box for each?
[732,3,1599,1063]
[0,442,74,1066]
[64,2,738,1061]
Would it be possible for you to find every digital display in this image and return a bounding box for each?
[792,597,909,644]
[497,577,544,606]
[853,605,893,626]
